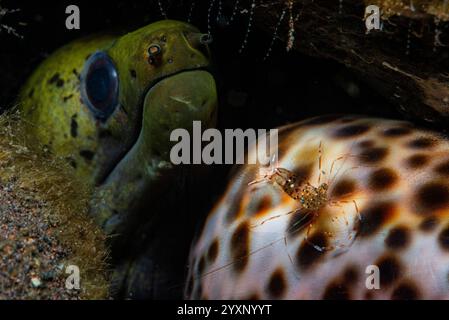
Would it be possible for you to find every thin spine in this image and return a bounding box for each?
[238,0,256,54]
[263,8,286,61]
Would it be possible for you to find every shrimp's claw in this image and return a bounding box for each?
[247,153,279,186]
[248,176,269,186]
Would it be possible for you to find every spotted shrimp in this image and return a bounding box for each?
[248,141,362,252]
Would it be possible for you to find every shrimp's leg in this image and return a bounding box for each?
[334,199,361,221]
[251,205,305,228]
[326,200,360,250]
[248,153,279,187]
[248,176,270,187]
[283,236,300,279]
[328,201,350,226]
[329,156,346,182]
[303,211,332,252]
[352,199,361,221]
[318,141,323,184]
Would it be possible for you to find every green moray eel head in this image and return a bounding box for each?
[18,20,218,236]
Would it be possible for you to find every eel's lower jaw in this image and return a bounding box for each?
[90,151,175,239]
[90,70,218,243]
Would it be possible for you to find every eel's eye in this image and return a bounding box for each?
[80,51,119,120]
[148,44,162,65]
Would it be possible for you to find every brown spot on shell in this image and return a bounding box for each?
[391,282,420,300]
[368,168,397,191]
[207,239,219,262]
[434,160,449,176]
[331,179,356,198]
[267,268,287,298]
[364,291,374,300]
[343,265,359,285]
[256,195,272,213]
[405,154,429,169]
[419,216,439,232]
[385,226,410,250]
[322,282,350,300]
[296,232,327,271]
[357,139,375,149]
[376,255,402,287]
[382,127,412,137]
[415,182,449,214]
[333,124,370,138]
[358,147,389,164]
[292,164,313,185]
[407,137,437,149]
[230,221,250,272]
[359,201,396,238]
[248,193,278,218]
[438,224,449,251]
[247,293,260,300]
[225,166,256,223]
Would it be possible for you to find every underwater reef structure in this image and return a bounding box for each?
[188,114,449,299]
[0,1,22,38]
[217,0,449,125]
[0,113,108,299]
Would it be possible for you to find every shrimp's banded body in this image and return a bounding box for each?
[252,165,330,211]
[186,115,449,300]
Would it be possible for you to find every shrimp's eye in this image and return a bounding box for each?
[81,51,119,120]
[148,44,162,65]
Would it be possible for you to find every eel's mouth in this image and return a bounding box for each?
[91,68,217,235]
[96,65,213,187]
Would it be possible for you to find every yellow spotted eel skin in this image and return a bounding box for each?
[186,114,449,300]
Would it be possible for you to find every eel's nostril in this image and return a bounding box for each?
[148,44,162,65]
[187,33,213,48]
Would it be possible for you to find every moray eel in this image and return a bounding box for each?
[17,20,218,297]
